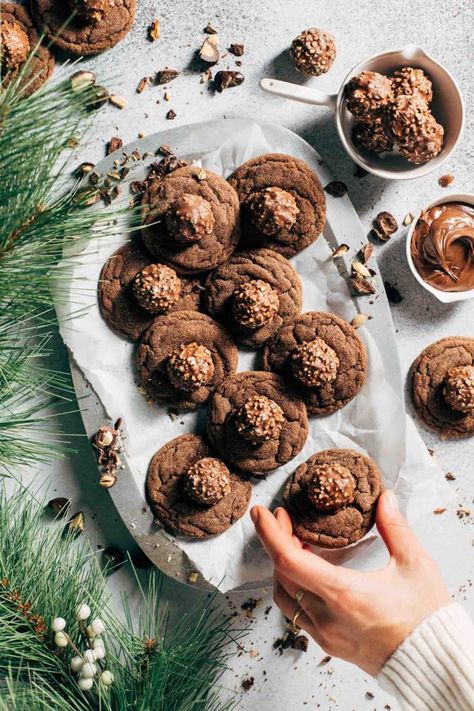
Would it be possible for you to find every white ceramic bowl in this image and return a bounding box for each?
[261,44,465,180]
[406,193,474,303]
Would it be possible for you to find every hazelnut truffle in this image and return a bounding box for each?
[249,187,299,236]
[183,457,232,506]
[389,94,444,165]
[165,193,215,244]
[0,20,30,72]
[352,119,394,153]
[307,463,356,511]
[392,66,432,104]
[443,365,474,413]
[232,279,280,329]
[345,71,393,124]
[235,394,285,444]
[290,28,336,77]
[69,0,111,24]
[167,342,215,391]
[132,263,181,314]
[291,337,339,388]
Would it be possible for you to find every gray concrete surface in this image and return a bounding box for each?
[11,1,474,709]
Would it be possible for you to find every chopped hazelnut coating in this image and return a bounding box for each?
[235,394,285,444]
[167,342,215,391]
[443,365,474,413]
[132,263,181,314]
[232,279,280,329]
[352,119,394,153]
[166,193,215,244]
[249,187,299,236]
[345,71,393,124]
[183,457,231,505]
[69,0,112,23]
[0,20,30,71]
[307,463,356,511]
[291,337,339,388]
[290,28,336,77]
[389,94,444,165]
[391,66,432,104]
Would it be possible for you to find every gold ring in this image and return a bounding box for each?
[295,589,306,605]
[291,606,301,628]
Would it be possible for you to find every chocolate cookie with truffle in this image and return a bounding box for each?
[141,166,240,275]
[1,3,54,96]
[98,242,201,341]
[228,153,326,258]
[137,311,238,411]
[284,448,383,548]
[262,311,368,416]
[146,434,252,539]
[204,248,302,348]
[31,0,136,55]
[411,337,474,439]
[207,371,308,475]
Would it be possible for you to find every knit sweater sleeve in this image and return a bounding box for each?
[377,603,474,711]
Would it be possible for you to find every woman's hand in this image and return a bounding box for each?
[251,491,450,675]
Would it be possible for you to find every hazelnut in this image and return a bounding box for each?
[166,193,215,244]
[94,425,118,449]
[443,365,474,413]
[99,474,117,489]
[345,71,393,124]
[0,20,30,72]
[352,119,394,154]
[290,28,336,77]
[249,187,299,236]
[291,337,339,388]
[235,394,285,444]
[183,457,231,505]
[70,0,111,24]
[167,342,215,391]
[307,463,356,511]
[232,279,280,329]
[132,263,181,314]
[388,94,444,165]
[391,67,432,104]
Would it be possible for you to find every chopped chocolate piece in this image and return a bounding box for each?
[47,497,71,517]
[351,276,376,295]
[291,634,309,652]
[136,77,148,93]
[130,180,146,194]
[374,211,398,236]
[204,22,217,34]
[166,109,177,120]
[75,162,95,177]
[384,281,403,303]
[229,43,244,56]
[318,655,332,667]
[88,85,110,110]
[65,511,85,537]
[156,68,180,85]
[366,691,375,700]
[157,144,174,156]
[102,546,126,572]
[214,70,245,92]
[332,243,349,258]
[438,173,454,188]
[360,243,373,263]
[106,136,123,156]
[241,677,254,692]
[324,181,347,197]
[445,472,456,481]
[241,598,261,611]
[370,227,391,243]
[148,19,160,41]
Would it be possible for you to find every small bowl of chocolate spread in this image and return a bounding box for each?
[406,193,474,303]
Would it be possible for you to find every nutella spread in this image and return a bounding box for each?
[411,202,474,292]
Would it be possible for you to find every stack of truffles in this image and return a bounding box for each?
[346,66,444,164]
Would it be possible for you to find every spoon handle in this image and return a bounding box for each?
[260,78,337,111]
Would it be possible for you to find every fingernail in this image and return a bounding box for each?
[250,506,259,524]
[385,490,398,510]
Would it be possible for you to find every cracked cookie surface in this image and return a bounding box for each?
[98,241,201,341]
[146,434,252,538]
[207,371,308,474]
[284,448,382,548]
[141,166,240,275]
[204,248,302,348]
[411,337,474,439]
[136,311,238,411]
[228,153,326,257]
[31,0,136,55]
[262,311,368,415]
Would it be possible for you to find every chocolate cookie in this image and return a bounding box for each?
[204,248,302,348]
[141,166,240,275]
[31,0,136,55]
[262,311,368,416]
[228,153,326,258]
[411,337,474,439]
[1,3,54,96]
[98,242,201,341]
[207,371,308,475]
[137,311,238,411]
[284,448,383,548]
[146,434,252,539]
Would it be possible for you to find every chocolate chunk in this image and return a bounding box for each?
[166,109,177,120]
[156,68,180,85]
[324,181,347,197]
[374,211,398,236]
[241,677,254,692]
[291,634,309,652]
[214,70,245,92]
[229,43,244,56]
[106,136,123,156]
[351,276,376,295]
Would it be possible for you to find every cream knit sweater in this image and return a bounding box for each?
[378,603,474,711]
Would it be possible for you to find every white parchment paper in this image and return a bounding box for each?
[57,122,453,592]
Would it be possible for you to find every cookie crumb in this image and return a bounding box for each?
[148,19,160,41]
[229,43,245,56]
[438,173,454,188]
[433,507,447,515]
[445,472,456,481]
[318,655,332,667]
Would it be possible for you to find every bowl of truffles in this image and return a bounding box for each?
[261,41,464,180]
